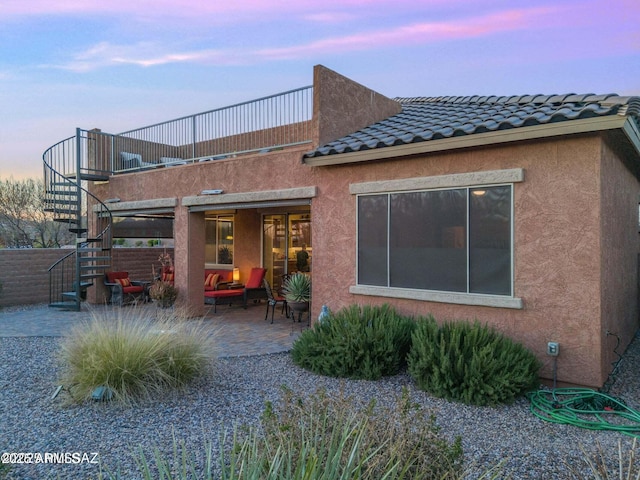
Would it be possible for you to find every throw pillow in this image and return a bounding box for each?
[162,272,174,282]
[116,277,131,287]
[205,273,219,288]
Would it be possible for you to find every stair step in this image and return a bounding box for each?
[45,209,80,216]
[78,247,110,253]
[81,274,103,281]
[80,264,110,271]
[47,186,76,192]
[49,301,80,310]
[54,218,79,224]
[46,188,78,195]
[47,199,78,206]
[69,228,88,233]
[78,255,111,262]
[66,172,110,182]
[48,208,80,216]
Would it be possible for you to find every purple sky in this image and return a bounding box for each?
[1,0,638,179]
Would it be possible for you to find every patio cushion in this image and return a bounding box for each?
[162,272,174,282]
[245,268,267,289]
[204,288,243,299]
[122,285,144,294]
[116,277,131,287]
[205,273,220,288]
[106,271,130,283]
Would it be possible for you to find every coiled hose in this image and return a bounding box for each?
[528,388,640,437]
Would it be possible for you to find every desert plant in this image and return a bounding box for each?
[408,318,541,406]
[101,389,509,480]
[291,304,415,379]
[571,438,640,480]
[282,272,311,303]
[149,280,178,307]
[57,307,216,404]
[220,386,464,480]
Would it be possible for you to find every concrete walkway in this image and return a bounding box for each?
[0,302,307,357]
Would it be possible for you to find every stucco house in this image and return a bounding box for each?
[43,65,640,387]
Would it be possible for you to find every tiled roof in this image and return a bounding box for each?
[304,93,640,158]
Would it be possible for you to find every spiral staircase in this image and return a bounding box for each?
[43,128,113,311]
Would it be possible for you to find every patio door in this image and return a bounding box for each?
[263,213,311,291]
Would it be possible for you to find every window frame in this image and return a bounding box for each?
[205,215,235,266]
[350,169,524,309]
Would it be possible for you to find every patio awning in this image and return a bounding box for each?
[183,186,316,213]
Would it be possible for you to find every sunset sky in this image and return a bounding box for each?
[1,0,639,179]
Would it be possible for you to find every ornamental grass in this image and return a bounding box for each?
[57,305,216,405]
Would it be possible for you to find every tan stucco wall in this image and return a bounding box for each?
[312,65,402,147]
[310,134,638,387]
[599,139,640,381]
[91,132,640,387]
[93,145,319,316]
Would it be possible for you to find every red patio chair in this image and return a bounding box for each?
[104,271,147,306]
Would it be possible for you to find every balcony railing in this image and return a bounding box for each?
[87,85,313,174]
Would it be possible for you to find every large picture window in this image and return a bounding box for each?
[357,185,512,296]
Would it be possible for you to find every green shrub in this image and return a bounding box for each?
[58,307,216,404]
[220,386,464,480]
[291,304,415,380]
[407,318,541,406]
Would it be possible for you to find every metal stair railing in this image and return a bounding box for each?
[43,128,113,310]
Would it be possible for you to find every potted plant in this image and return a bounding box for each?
[149,280,178,308]
[283,272,311,313]
[150,249,178,308]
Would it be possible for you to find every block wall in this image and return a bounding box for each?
[0,248,170,307]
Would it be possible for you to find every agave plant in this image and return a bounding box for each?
[283,273,311,303]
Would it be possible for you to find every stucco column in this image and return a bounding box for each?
[174,206,205,316]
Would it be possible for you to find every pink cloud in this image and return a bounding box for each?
[0,0,448,20]
[52,5,605,71]
[257,7,559,59]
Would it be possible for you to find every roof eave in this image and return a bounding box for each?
[303,116,631,167]
[622,117,640,158]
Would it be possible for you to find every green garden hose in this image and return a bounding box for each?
[527,388,640,437]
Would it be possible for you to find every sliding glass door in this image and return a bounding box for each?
[263,212,312,291]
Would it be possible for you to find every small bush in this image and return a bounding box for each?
[291,304,415,380]
[407,318,541,406]
[220,386,464,480]
[58,307,216,404]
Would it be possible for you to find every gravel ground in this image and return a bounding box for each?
[1,333,639,480]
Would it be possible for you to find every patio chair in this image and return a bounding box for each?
[243,267,268,305]
[263,278,288,324]
[104,271,148,306]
